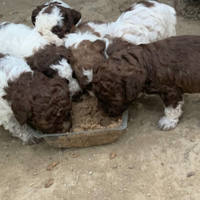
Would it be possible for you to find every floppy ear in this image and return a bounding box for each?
[25,48,61,78]
[70,9,81,25]
[11,98,32,125]
[57,46,72,61]
[92,40,106,53]
[31,5,46,25]
[63,9,81,33]
[125,69,146,101]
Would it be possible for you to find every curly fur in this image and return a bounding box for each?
[0,54,72,144]
[92,35,200,129]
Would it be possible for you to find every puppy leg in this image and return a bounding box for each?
[158,95,184,131]
[44,32,64,46]
[3,116,41,145]
[38,29,64,46]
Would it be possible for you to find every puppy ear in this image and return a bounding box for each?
[57,46,72,60]
[92,40,106,53]
[31,5,46,25]
[63,9,81,33]
[11,98,32,125]
[31,9,39,26]
[70,9,81,25]
[125,69,146,101]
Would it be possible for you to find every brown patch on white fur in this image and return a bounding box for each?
[31,3,81,38]
[137,1,155,7]
[0,22,10,29]
[125,1,154,12]
[71,21,105,37]
[3,71,72,133]
[0,53,5,59]
[46,6,81,38]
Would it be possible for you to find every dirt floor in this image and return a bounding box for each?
[1,0,200,199]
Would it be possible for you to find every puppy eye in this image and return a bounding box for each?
[72,71,77,79]
[52,25,62,33]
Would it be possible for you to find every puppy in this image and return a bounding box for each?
[73,0,176,45]
[32,0,81,44]
[0,53,72,144]
[92,35,200,130]
[64,32,109,91]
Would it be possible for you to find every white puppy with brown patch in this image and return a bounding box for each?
[74,0,176,45]
[64,31,109,91]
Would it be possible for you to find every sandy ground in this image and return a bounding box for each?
[1,0,200,200]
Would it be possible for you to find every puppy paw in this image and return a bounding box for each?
[23,137,43,146]
[54,38,64,46]
[158,116,178,131]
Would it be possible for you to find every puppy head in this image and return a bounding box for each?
[92,55,146,117]
[33,2,81,39]
[4,71,72,133]
[69,39,106,90]
[31,5,47,26]
[51,7,81,38]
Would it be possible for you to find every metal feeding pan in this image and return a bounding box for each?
[34,110,128,149]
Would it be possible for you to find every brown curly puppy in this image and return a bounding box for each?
[92,35,200,130]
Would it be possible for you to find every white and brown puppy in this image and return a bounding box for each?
[73,0,176,45]
[92,35,200,131]
[0,53,72,144]
[31,0,81,45]
[64,32,109,91]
